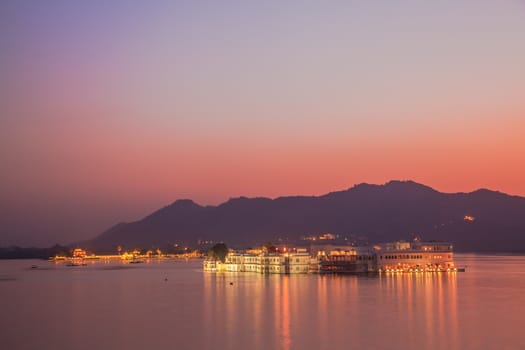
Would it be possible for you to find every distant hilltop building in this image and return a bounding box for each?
[301,233,338,241]
[204,239,461,274]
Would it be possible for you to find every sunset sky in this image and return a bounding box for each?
[1,1,524,246]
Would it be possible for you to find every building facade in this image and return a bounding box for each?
[204,240,458,274]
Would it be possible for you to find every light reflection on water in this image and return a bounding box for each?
[0,255,524,350]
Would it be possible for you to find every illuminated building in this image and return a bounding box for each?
[375,240,456,273]
[204,239,461,274]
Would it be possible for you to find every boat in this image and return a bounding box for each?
[129,259,145,264]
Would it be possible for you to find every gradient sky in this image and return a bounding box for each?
[1,0,524,246]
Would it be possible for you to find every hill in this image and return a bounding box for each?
[86,181,525,252]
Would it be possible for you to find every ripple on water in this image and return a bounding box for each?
[0,276,17,282]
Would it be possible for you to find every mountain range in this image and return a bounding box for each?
[87,180,525,252]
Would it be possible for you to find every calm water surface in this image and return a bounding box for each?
[1,255,524,350]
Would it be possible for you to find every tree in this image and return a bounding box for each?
[208,243,228,262]
[262,242,277,253]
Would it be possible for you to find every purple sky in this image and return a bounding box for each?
[1,1,525,246]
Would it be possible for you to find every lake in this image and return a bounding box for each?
[1,254,524,350]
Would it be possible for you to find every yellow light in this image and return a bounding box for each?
[464,215,475,222]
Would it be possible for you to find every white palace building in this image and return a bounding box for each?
[203,239,461,274]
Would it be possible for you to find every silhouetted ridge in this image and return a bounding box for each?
[469,188,507,197]
[88,180,525,252]
[384,180,437,192]
[169,199,202,208]
[221,197,272,207]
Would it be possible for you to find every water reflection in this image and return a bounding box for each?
[1,258,524,350]
[202,271,460,349]
[275,275,291,350]
[377,273,459,349]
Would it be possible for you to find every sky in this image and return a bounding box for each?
[1,0,524,246]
